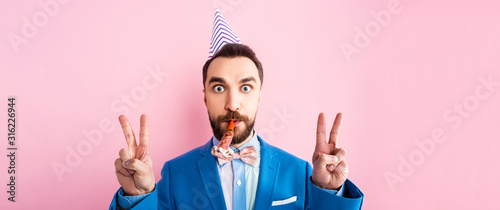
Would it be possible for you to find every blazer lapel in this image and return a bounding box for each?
[197,140,227,210]
[254,136,280,209]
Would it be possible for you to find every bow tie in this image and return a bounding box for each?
[211,146,257,166]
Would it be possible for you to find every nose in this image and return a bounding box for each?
[225,89,240,112]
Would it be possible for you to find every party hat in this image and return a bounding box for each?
[208,9,242,59]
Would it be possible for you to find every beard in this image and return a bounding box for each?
[209,111,255,145]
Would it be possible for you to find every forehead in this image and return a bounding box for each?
[206,56,260,85]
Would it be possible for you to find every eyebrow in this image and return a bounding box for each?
[240,77,256,84]
[208,77,226,86]
[208,76,257,86]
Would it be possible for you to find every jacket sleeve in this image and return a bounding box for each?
[109,187,158,210]
[305,162,364,209]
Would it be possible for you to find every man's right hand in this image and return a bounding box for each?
[114,114,155,196]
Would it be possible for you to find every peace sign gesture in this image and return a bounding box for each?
[114,114,155,196]
[311,113,349,190]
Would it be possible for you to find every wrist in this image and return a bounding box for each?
[310,177,341,191]
[124,185,155,196]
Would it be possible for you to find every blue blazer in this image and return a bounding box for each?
[110,136,364,209]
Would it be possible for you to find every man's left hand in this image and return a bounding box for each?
[311,112,348,190]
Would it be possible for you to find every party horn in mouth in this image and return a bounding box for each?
[218,120,234,150]
[228,120,234,131]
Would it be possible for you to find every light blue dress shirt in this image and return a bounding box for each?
[213,129,261,210]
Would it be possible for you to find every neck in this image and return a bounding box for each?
[230,129,254,149]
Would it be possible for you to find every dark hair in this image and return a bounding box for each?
[202,43,263,88]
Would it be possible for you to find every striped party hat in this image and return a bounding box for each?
[208,8,242,59]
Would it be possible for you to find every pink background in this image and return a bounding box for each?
[1,0,500,209]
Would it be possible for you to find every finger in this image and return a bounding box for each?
[119,115,137,150]
[139,114,149,147]
[313,153,329,174]
[114,158,131,176]
[321,154,339,166]
[333,148,347,160]
[315,154,339,174]
[328,148,347,172]
[316,112,327,148]
[136,145,148,162]
[329,112,343,146]
[119,148,133,161]
[332,160,349,175]
[119,148,136,174]
[122,159,150,176]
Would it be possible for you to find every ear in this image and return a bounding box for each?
[202,89,207,105]
[258,88,262,104]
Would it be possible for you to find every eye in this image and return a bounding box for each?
[241,85,252,93]
[213,85,225,93]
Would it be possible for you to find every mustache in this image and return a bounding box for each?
[214,111,249,124]
[209,111,255,144]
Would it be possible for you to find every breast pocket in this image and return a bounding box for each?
[270,196,298,209]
